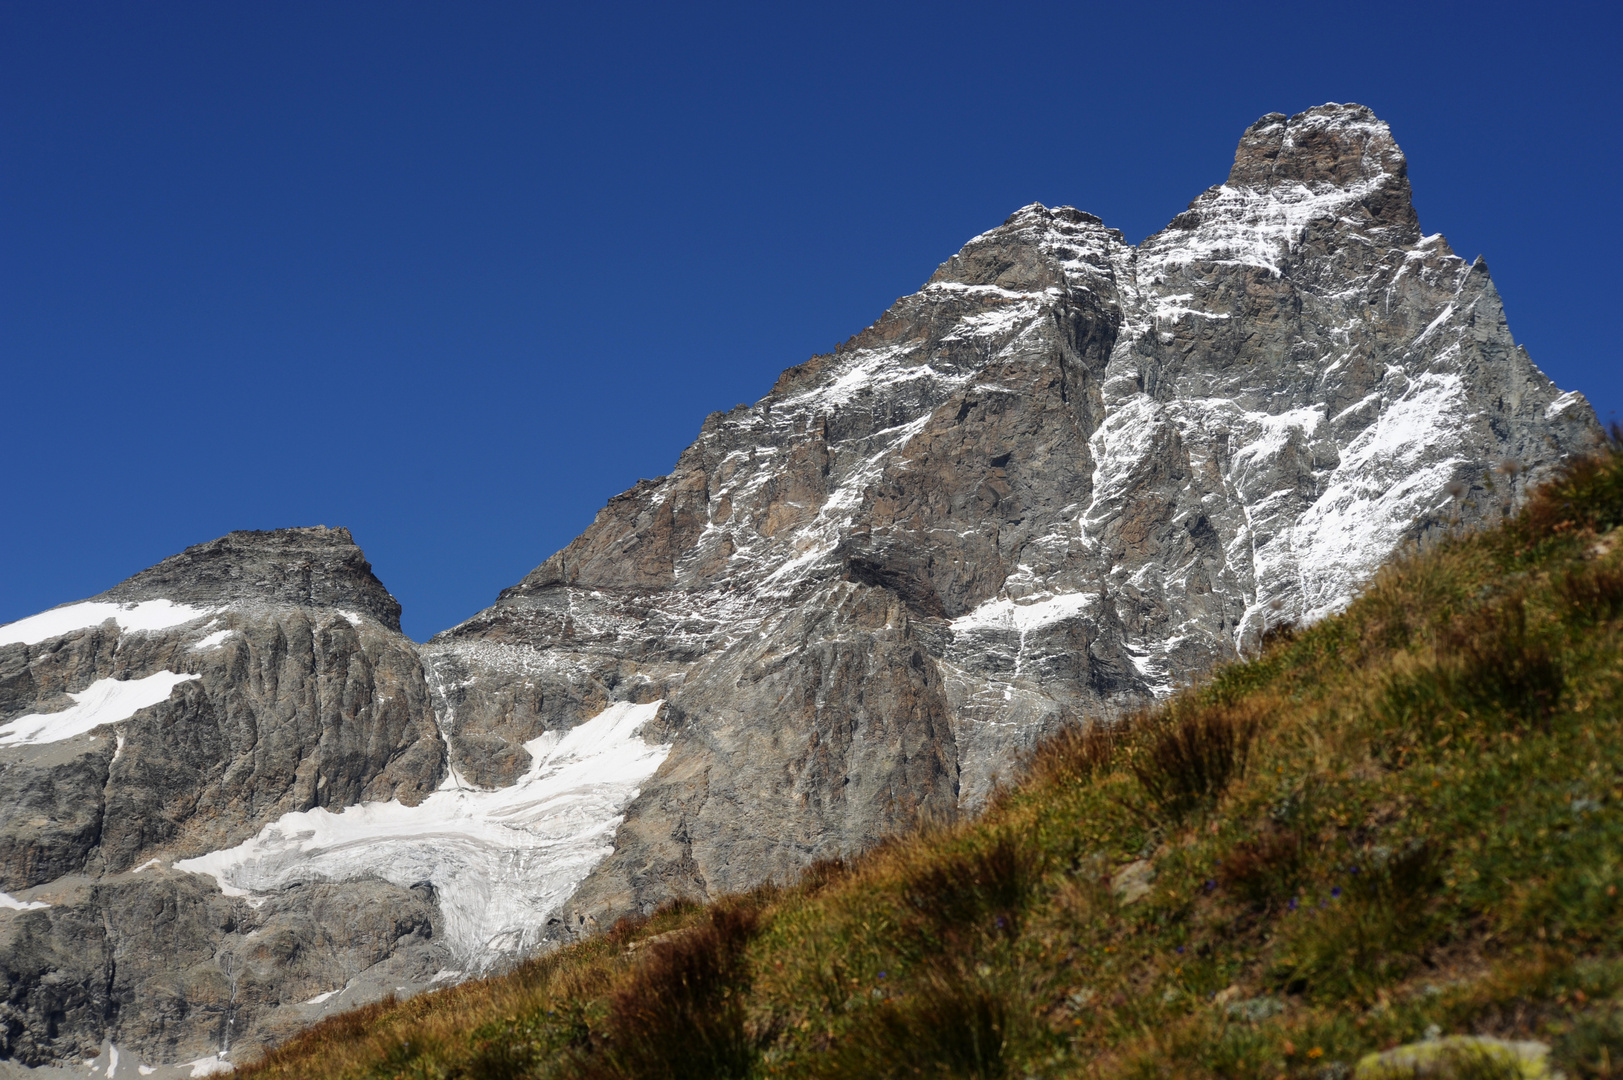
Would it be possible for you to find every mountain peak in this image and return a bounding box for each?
[98,524,404,630]
[924,201,1127,294]
[1228,102,1408,192]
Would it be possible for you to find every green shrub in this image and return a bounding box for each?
[1441,597,1563,728]
[1557,562,1623,627]
[1554,1007,1623,1078]
[1024,720,1121,791]
[1519,425,1623,542]
[1275,842,1443,1001]
[1218,827,1306,910]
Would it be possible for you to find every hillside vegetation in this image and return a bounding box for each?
[244,437,1623,1080]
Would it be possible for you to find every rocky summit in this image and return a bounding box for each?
[0,104,1600,1073]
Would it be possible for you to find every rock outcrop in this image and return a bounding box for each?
[0,103,1601,1071]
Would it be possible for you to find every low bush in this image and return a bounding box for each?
[1441,597,1564,728]
[1558,561,1623,627]
[1023,720,1121,791]
[902,830,1039,941]
[1127,702,1261,822]
[1217,826,1306,910]
[822,962,1016,1080]
[1275,841,1444,1001]
[799,857,850,895]
[1555,1006,1623,1078]
[571,902,763,1080]
[1518,424,1623,542]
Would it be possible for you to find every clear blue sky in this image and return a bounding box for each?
[2,1,1619,639]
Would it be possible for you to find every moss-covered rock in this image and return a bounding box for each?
[1355,1036,1553,1080]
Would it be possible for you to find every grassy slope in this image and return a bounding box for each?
[244,440,1623,1080]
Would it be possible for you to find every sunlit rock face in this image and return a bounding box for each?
[0,104,1600,1072]
[433,103,1599,931]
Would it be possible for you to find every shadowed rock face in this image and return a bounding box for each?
[0,104,1602,1071]
[424,103,1599,930]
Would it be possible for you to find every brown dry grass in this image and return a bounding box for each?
[247,948,586,1079]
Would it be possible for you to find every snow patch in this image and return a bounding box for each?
[185,1055,232,1077]
[1546,390,1588,421]
[1140,173,1389,279]
[191,629,236,651]
[952,592,1098,634]
[175,701,671,967]
[0,599,210,647]
[1229,406,1327,477]
[0,891,48,911]
[0,671,200,746]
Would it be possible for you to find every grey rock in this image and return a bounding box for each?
[1111,860,1156,905]
[100,526,405,630]
[1224,996,1286,1023]
[0,869,449,1068]
[1354,1035,1551,1079]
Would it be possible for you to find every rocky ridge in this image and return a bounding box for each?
[0,103,1600,1071]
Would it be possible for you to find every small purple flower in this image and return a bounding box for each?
[1350,866,1361,875]
[1332,886,1343,899]
[878,971,887,979]
[1288,897,1298,911]
[1176,945,1185,954]
[1204,879,1217,892]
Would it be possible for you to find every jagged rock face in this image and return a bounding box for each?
[428,104,1599,929]
[0,527,450,1066]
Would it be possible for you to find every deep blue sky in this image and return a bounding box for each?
[3,2,1619,639]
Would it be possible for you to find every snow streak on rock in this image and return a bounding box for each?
[0,671,200,745]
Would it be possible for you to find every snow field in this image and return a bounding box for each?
[176,701,672,967]
[0,599,210,647]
